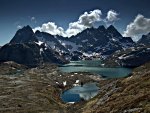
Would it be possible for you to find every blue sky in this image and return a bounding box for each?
[0,0,149,45]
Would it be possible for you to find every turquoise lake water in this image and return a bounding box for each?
[59,60,132,79]
[60,60,132,102]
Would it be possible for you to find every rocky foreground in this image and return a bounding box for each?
[0,61,149,113]
[0,61,101,113]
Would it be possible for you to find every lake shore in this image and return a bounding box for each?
[0,62,103,113]
[0,61,149,113]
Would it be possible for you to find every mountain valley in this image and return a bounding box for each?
[0,25,150,113]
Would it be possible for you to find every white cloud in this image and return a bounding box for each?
[17,25,22,29]
[31,17,35,21]
[123,14,150,40]
[79,9,102,27]
[33,22,66,36]
[66,9,102,37]
[106,10,119,22]
[31,16,37,23]
[33,9,102,37]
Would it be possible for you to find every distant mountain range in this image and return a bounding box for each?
[0,25,149,67]
[104,33,150,67]
[10,25,135,59]
[36,25,135,60]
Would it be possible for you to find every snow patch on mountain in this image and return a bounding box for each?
[59,40,81,52]
[40,48,43,55]
[82,39,88,43]
[118,54,134,60]
[35,41,44,46]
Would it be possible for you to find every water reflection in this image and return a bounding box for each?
[61,83,99,103]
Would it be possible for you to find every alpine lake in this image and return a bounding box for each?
[59,60,132,103]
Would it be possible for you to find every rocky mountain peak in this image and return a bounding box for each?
[22,25,33,31]
[10,25,38,44]
[97,25,106,32]
[138,32,150,46]
[35,30,41,35]
[107,25,116,30]
[107,25,122,37]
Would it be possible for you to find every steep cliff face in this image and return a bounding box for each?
[0,43,40,66]
[0,26,68,67]
[0,42,67,67]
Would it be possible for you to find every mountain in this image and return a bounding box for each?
[10,25,38,43]
[104,45,150,67]
[103,32,150,68]
[67,25,134,56]
[138,32,150,46]
[33,25,135,60]
[72,25,134,59]
[0,25,135,66]
[0,26,67,67]
[0,42,67,67]
[35,30,69,53]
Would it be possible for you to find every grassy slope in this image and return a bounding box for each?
[76,62,150,113]
[0,62,100,113]
[0,61,149,113]
[0,63,66,113]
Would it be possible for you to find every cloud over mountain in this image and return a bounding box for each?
[33,22,66,36]
[66,9,102,37]
[17,25,22,29]
[33,10,150,41]
[123,14,150,40]
[33,9,122,37]
[33,9,102,37]
[106,10,119,22]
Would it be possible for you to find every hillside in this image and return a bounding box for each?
[0,62,100,113]
[70,62,150,113]
[0,61,149,113]
[103,45,150,68]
